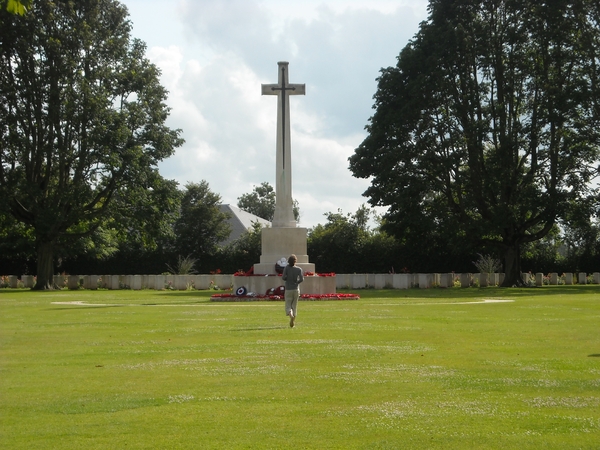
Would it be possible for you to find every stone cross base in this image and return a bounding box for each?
[233,275,336,296]
[253,262,316,275]
[253,227,315,275]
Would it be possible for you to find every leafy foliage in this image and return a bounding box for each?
[166,255,197,275]
[217,220,263,273]
[237,181,300,222]
[2,0,31,15]
[472,254,502,274]
[0,0,183,288]
[173,181,231,271]
[0,207,35,274]
[308,205,400,273]
[349,0,600,286]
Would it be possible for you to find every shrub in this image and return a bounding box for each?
[472,253,502,273]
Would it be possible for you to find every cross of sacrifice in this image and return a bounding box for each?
[261,61,305,228]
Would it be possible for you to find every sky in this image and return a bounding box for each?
[121,0,430,228]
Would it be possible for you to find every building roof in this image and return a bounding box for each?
[218,204,270,246]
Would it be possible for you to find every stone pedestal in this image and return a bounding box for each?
[233,275,335,296]
[253,227,315,275]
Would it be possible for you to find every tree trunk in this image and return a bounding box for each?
[501,243,525,287]
[32,241,55,290]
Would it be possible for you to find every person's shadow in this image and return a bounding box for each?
[232,326,287,331]
[588,354,600,357]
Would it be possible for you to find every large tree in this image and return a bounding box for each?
[173,181,231,271]
[0,0,183,289]
[218,220,263,274]
[349,0,600,286]
[308,207,371,273]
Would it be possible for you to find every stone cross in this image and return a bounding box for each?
[262,61,305,228]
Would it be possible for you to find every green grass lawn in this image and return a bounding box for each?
[1,286,599,449]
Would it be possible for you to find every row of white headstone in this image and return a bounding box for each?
[4,274,233,290]
[335,272,600,289]
[3,272,599,290]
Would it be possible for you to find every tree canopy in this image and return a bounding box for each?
[173,181,231,270]
[0,0,183,288]
[237,181,300,222]
[2,0,31,15]
[349,0,600,285]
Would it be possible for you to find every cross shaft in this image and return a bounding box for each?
[261,61,305,228]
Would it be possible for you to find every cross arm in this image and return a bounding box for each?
[288,84,306,95]
[261,84,278,95]
[261,83,306,96]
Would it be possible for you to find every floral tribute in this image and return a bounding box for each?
[222,267,354,301]
[211,292,360,302]
[233,267,335,277]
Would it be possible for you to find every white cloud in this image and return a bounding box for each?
[124,0,428,227]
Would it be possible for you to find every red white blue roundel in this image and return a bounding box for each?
[236,286,247,296]
[275,257,288,274]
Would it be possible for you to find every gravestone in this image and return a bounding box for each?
[439,273,453,288]
[392,274,410,289]
[460,273,471,288]
[22,275,34,288]
[418,273,433,288]
[110,275,120,290]
[535,272,543,287]
[479,272,489,287]
[68,275,79,290]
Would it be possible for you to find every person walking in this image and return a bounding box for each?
[282,254,304,327]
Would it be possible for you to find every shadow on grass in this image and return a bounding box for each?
[588,354,600,357]
[231,326,288,331]
[140,302,208,305]
[0,289,36,295]
[49,305,126,310]
[346,284,600,300]
[150,291,216,299]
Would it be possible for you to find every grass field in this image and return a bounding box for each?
[1,286,599,449]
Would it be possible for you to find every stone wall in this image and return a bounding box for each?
[2,272,600,290]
